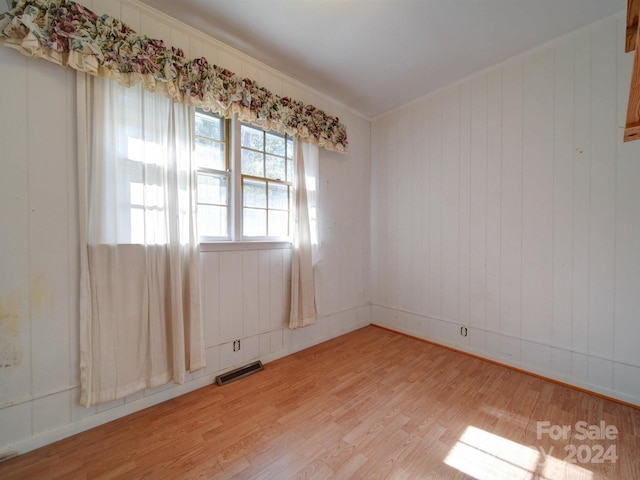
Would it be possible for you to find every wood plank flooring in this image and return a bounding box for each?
[1,326,638,479]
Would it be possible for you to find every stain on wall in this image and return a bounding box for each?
[0,291,24,369]
[30,273,54,315]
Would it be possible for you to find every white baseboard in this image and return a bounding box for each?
[1,303,372,459]
[371,309,640,408]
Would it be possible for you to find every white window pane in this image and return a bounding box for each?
[265,155,286,181]
[130,208,144,244]
[195,112,223,140]
[241,124,264,150]
[143,183,165,210]
[243,178,267,208]
[198,205,228,237]
[241,149,264,176]
[268,183,289,210]
[147,208,168,244]
[266,132,285,155]
[268,210,289,237]
[195,137,225,170]
[130,182,144,205]
[197,173,228,205]
[127,137,163,165]
[243,208,266,236]
[126,137,144,163]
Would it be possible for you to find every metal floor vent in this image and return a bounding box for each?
[215,361,264,386]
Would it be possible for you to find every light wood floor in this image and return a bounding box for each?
[1,326,638,479]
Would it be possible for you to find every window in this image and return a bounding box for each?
[92,81,184,246]
[240,124,294,238]
[195,110,229,238]
[195,110,294,242]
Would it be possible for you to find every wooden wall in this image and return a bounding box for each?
[371,13,640,406]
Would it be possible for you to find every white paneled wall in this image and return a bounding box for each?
[371,13,640,406]
[0,45,78,449]
[200,247,291,370]
[0,0,370,456]
[2,0,636,461]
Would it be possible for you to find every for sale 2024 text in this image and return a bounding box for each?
[536,421,618,465]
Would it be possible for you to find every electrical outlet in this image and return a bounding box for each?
[460,326,468,337]
[233,339,241,352]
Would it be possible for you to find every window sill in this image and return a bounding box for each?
[199,240,292,252]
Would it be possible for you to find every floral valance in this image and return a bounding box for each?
[0,0,348,152]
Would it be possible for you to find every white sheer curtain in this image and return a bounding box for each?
[77,73,205,407]
[289,141,319,329]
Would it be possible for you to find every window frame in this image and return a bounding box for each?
[196,110,294,244]
[195,109,231,242]
[235,120,294,242]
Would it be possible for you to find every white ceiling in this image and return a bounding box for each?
[139,0,626,119]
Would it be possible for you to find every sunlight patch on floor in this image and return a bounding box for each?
[444,426,593,480]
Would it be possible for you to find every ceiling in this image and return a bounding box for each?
[139,0,626,119]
